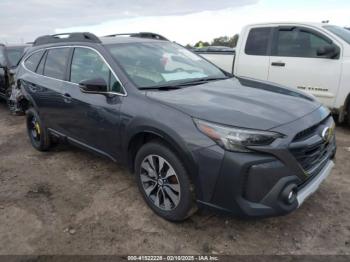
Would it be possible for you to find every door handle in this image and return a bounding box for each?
[62,93,72,103]
[271,62,286,67]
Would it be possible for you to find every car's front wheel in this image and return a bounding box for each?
[135,141,195,221]
[26,108,51,151]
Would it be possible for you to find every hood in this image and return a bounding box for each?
[146,77,321,130]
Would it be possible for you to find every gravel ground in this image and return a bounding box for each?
[0,102,349,255]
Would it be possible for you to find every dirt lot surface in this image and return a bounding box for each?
[0,102,349,255]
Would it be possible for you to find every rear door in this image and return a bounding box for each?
[267,26,342,107]
[32,47,71,130]
[60,47,124,158]
[234,27,273,80]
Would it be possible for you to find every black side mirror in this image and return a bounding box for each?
[79,78,108,93]
[317,45,339,59]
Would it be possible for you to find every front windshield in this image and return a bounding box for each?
[106,42,226,88]
[6,47,25,67]
[324,25,350,44]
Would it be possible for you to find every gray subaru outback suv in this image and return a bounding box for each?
[15,32,336,221]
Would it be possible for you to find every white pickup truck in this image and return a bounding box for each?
[197,22,350,125]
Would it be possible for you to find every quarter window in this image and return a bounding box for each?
[274,28,333,58]
[70,47,122,93]
[24,50,45,72]
[36,51,47,75]
[44,48,70,80]
[245,27,272,56]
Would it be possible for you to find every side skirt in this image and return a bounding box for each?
[48,128,118,163]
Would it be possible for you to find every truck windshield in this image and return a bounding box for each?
[106,42,226,89]
[324,25,350,44]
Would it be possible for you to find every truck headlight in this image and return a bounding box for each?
[194,119,284,152]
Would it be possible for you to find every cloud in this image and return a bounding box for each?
[0,0,257,43]
[58,0,350,46]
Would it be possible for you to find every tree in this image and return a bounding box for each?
[194,41,210,48]
[230,34,239,47]
[211,34,239,48]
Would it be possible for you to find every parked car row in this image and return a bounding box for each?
[1,28,337,221]
[197,22,350,126]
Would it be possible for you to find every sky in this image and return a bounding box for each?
[1,0,350,45]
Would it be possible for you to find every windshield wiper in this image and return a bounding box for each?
[182,76,230,85]
[139,76,230,91]
[138,85,183,91]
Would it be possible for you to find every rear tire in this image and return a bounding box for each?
[26,108,51,151]
[134,141,195,221]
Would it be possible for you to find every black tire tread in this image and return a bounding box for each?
[26,107,51,151]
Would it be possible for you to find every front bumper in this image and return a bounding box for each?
[297,160,334,207]
[194,111,336,218]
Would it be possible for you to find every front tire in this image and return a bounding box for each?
[26,108,51,151]
[135,141,195,221]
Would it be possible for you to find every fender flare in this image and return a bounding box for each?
[123,123,198,180]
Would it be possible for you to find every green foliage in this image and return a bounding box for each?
[194,41,210,48]
[211,34,239,47]
[188,34,239,48]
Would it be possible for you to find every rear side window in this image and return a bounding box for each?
[70,47,123,93]
[24,50,45,72]
[274,28,333,58]
[44,48,70,80]
[245,27,272,56]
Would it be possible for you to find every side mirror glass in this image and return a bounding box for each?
[317,45,339,59]
[79,78,108,93]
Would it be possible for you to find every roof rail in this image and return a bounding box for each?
[33,32,101,46]
[104,32,169,41]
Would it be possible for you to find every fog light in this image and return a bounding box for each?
[281,184,297,205]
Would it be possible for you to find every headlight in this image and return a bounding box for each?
[194,119,284,152]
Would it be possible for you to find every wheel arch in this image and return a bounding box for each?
[126,128,198,181]
[16,80,36,113]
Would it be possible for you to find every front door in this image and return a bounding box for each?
[61,47,125,159]
[268,26,342,108]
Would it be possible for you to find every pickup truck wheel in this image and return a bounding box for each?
[26,108,51,151]
[135,141,195,221]
[347,104,350,127]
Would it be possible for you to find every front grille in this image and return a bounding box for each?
[290,137,334,176]
[289,117,335,178]
[293,117,328,142]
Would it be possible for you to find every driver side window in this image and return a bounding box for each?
[70,47,123,93]
[274,28,333,58]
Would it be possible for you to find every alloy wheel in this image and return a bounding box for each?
[140,155,181,211]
